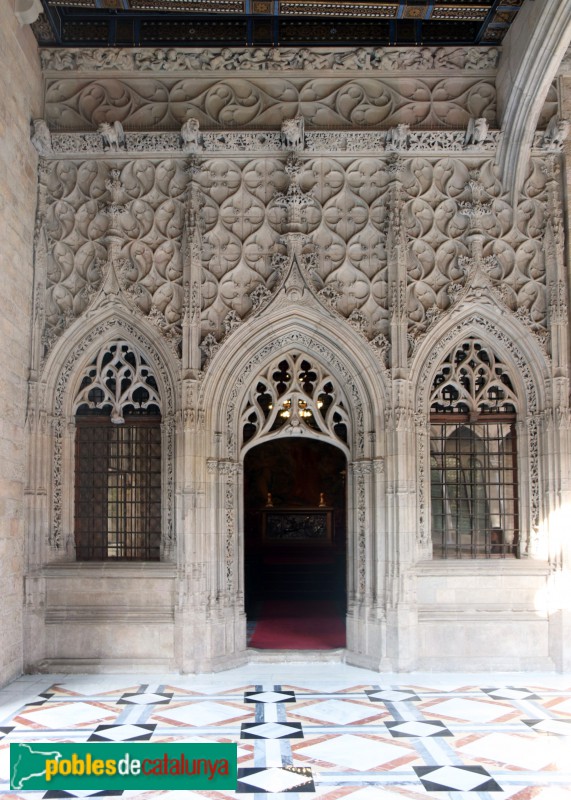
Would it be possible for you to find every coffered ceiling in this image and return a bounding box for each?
[33,0,525,48]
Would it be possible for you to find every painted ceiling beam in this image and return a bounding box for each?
[496,0,571,200]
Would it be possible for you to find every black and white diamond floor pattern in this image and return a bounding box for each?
[241,720,304,738]
[237,766,315,794]
[2,673,571,798]
[244,689,296,703]
[523,717,571,735]
[88,722,157,741]
[365,688,421,702]
[481,686,541,701]
[414,765,503,792]
[385,719,452,737]
[117,691,173,705]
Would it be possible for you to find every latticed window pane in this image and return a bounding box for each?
[429,339,519,559]
[430,419,518,558]
[75,418,161,561]
[73,342,163,561]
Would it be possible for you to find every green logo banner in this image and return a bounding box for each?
[10,742,237,791]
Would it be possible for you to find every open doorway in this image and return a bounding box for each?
[244,438,347,649]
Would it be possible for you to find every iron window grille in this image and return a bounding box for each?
[72,342,163,561]
[429,340,519,559]
[75,415,161,561]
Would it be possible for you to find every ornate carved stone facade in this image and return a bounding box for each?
[21,44,571,674]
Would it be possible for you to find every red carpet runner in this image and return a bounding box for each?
[248,599,346,649]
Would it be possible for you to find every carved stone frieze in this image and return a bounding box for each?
[47,128,501,157]
[44,76,497,132]
[51,132,182,155]
[41,46,500,75]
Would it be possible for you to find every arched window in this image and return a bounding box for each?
[429,339,519,558]
[73,342,162,561]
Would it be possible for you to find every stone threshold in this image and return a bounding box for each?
[247,648,347,663]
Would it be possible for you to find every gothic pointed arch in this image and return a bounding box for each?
[198,311,386,626]
[40,310,178,561]
[410,311,549,559]
[411,308,549,417]
[42,306,178,420]
[200,311,385,463]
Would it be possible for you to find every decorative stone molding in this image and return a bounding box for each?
[351,460,370,598]
[43,76,497,132]
[49,415,65,550]
[162,414,176,560]
[46,129,501,157]
[40,46,500,74]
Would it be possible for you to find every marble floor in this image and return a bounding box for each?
[1,664,571,799]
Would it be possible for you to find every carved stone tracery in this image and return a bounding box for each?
[42,159,186,359]
[240,352,350,450]
[429,339,518,414]
[73,341,162,423]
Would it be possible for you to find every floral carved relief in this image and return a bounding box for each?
[404,158,549,346]
[40,46,500,74]
[37,150,556,370]
[41,159,187,357]
[44,76,496,132]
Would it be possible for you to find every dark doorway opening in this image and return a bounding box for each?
[244,439,347,649]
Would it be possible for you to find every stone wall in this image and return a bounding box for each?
[0,2,42,686]
[20,45,571,673]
